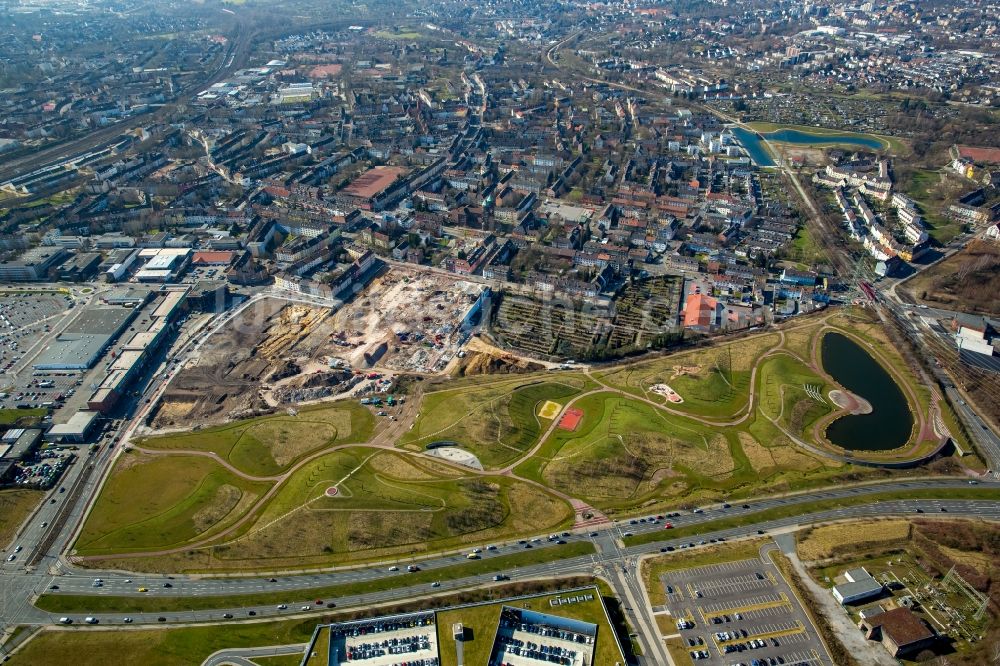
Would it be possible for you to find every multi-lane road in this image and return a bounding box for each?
[0,294,998,666]
[3,477,996,628]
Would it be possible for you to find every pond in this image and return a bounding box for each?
[821,331,913,451]
[730,126,886,167]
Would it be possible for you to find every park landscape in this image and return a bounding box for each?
[69,307,968,574]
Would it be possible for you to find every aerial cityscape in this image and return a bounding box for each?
[0,0,998,664]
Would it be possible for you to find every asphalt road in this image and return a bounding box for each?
[14,491,997,629]
[201,643,307,666]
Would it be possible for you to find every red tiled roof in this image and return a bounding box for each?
[192,251,235,265]
[683,293,717,328]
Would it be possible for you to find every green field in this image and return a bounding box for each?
[593,332,780,419]
[75,453,271,555]
[72,309,956,571]
[214,449,573,568]
[400,376,588,468]
[138,401,374,477]
[522,392,741,510]
[374,30,423,40]
[0,407,47,426]
[0,489,43,547]
[75,445,573,571]
[8,620,316,666]
[903,168,966,244]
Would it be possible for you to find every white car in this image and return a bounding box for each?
[300,605,311,611]
[388,566,399,572]
[276,604,287,610]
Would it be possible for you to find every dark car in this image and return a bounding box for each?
[222,613,233,619]
[157,617,167,622]
[247,610,257,616]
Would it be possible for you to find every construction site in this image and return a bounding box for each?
[323,268,488,374]
[151,297,345,428]
[151,269,487,428]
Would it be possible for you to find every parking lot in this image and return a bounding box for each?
[0,291,74,381]
[661,557,831,666]
[7,447,74,488]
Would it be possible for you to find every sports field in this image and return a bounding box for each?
[73,309,949,571]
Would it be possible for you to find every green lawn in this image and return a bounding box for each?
[787,226,830,267]
[903,169,965,244]
[0,407,47,426]
[75,453,271,555]
[400,377,585,468]
[36,542,597,614]
[593,333,780,420]
[138,401,374,477]
[76,446,573,571]
[8,620,317,666]
[0,489,43,547]
[520,392,738,511]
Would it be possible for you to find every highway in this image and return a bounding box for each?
[2,480,994,626]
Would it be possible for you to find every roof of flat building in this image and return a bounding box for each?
[341,166,409,200]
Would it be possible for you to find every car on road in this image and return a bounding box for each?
[493,574,509,581]
[137,587,148,592]
[123,617,133,624]
[388,566,399,571]
[247,610,256,616]
[49,585,59,590]
[222,613,233,619]
[6,555,15,562]
[84,617,98,624]
[431,581,441,587]
[13,546,22,553]
[157,617,166,622]
[300,606,311,611]
[268,578,277,582]
[162,582,172,588]
[276,604,287,610]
